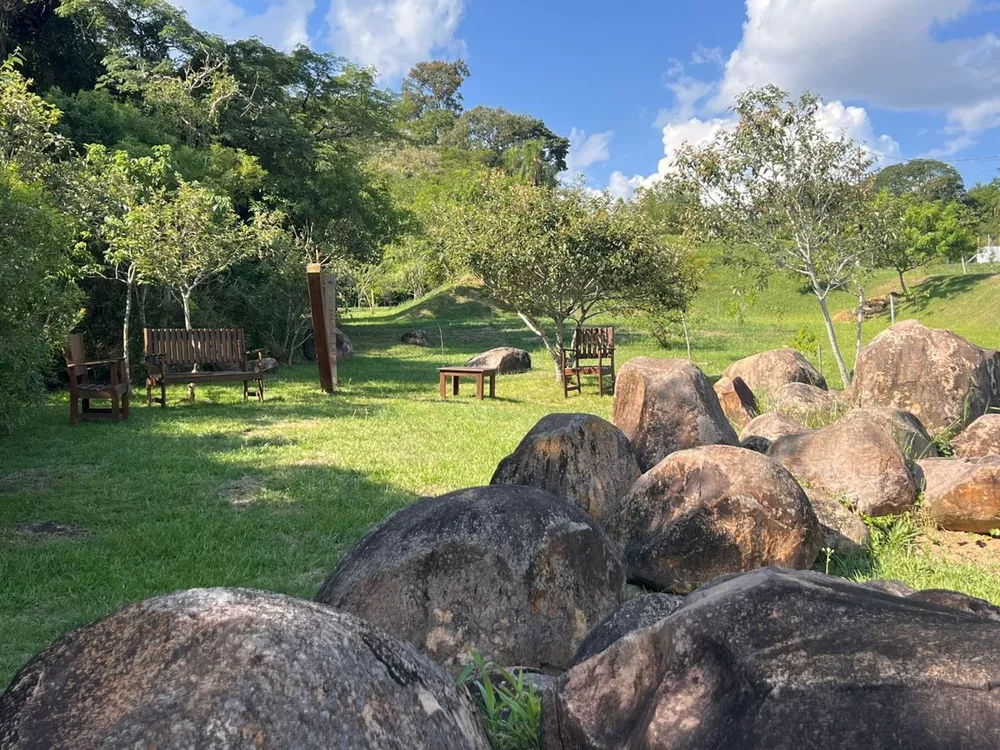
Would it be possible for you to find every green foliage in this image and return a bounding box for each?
[0,54,71,182]
[457,651,541,750]
[446,172,696,374]
[789,327,818,357]
[401,59,469,119]
[675,85,876,388]
[443,105,569,174]
[874,159,965,204]
[968,179,1000,237]
[0,166,81,432]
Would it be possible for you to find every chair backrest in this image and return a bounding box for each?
[573,327,615,360]
[144,328,247,366]
[66,334,89,384]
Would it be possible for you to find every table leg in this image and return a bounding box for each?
[440,372,447,398]
[476,374,484,400]
[452,375,460,396]
[489,373,496,399]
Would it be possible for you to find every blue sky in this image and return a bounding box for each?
[173,0,1000,194]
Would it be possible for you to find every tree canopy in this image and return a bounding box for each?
[874,159,965,204]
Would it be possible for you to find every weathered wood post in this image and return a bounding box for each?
[306,263,338,393]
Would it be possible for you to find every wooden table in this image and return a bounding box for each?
[438,367,497,400]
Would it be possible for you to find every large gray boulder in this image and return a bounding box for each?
[0,589,490,749]
[768,419,916,517]
[571,594,684,666]
[918,456,1000,533]
[466,347,531,374]
[722,348,827,395]
[543,567,1000,750]
[837,407,938,460]
[612,358,738,471]
[772,382,841,424]
[713,375,758,429]
[608,445,822,593]
[316,485,624,675]
[490,413,641,525]
[953,414,1000,458]
[849,320,1000,434]
[401,329,431,347]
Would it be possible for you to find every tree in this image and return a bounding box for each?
[402,59,469,117]
[445,172,695,379]
[968,179,1000,239]
[874,159,965,204]
[633,176,700,235]
[873,192,977,294]
[443,105,569,174]
[674,86,875,387]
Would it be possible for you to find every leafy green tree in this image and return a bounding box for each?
[443,105,569,174]
[872,192,978,294]
[675,85,875,387]
[874,158,965,204]
[0,54,71,181]
[968,179,1000,239]
[0,166,81,432]
[402,59,469,117]
[446,172,695,379]
[633,176,699,235]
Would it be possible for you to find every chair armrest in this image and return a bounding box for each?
[247,348,266,355]
[67,358,124,369]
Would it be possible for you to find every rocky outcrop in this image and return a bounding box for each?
[400,330,431,347]
[849,320,1000,434]
[768,419,916,516]
[316,485,624,675]
[336,328,353,360]
[772,382,841,424]
[918,456,1000,533]
[543,567,1000,750]
[713,375,758,429]
[612,358,738,471]
[254,356,280,374]
[608,445,822,593]
[837,407,938,460]
[490,413,641,525]
[741,412,807,453]
[722,348,827,395]
[466,347,531,374]
[571,594,684,665]
[809,493,871,554]
[0,589,490,749]
[953,414,1000,458]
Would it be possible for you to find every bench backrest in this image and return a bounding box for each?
[572,327,615,360]
[144,328,247,367]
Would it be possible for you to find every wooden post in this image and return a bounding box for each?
[307,263,338,393]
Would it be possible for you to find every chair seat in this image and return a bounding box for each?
[78,382,131,397]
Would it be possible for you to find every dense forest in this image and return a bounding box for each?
[3,0,1000,431]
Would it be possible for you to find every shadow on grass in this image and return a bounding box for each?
[902,273,994,313]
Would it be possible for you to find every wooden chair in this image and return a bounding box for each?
[561,327,616,398]
[65,334,131,426]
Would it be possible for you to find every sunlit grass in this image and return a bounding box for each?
[2,259,999,684]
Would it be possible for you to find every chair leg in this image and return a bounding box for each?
[111,393,121,423]
[258,379,264,402]
[160,382,167,408]
[146,380,153,407]
[69,396,78,427]
[243,380,249,402]
[123,392,130,420]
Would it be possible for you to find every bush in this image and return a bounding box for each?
[0,167,81,432]
[457,651,542,750]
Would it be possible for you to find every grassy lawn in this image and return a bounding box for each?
[3,261,1000,685]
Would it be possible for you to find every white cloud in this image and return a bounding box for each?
[715,0,1000,143]
[565,128,613,173]
[328,0,466,79]
[171,0,314,50]
[691,45,724,67]
[814,100,902,163]
[606,171,645,200]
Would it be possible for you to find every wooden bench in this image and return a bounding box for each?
[144,328,265,407]
[438,367,497,400]
[66,333,131,426]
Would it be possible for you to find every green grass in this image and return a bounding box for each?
[3,259,1000,686]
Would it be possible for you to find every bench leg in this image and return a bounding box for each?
[69,396,78,427]
[146,380,153,407]
[122,392,130,420]
[161,382,167,408]
[489,374,496,399]
[111,393,121,423]
[257,379,264,402]
[476,375,484,400]
[243,380,249,402]
[452,375,460,396]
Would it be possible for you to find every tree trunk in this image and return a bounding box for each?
[815,292,851,388]
[182,291,197,400]
[553,320,566,384]
[854,285,865,373]
[517,311,561,382]
[897,269,908,296]
[122,274,134,384]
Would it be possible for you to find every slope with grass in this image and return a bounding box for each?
[2,257,999,686]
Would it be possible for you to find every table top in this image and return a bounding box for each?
[438,366,498,374]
